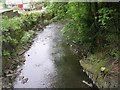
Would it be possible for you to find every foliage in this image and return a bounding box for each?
[21,12,42,30]
[63,3,93,44]
[110,49,119,60]
[2,12,44,59]
[20,31,34,44]
[47,2,68,19]
[48,2,119,60]
[98,8,113,29]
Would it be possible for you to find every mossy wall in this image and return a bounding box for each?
[80,57,119,89]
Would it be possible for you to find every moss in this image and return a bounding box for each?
[80,52,119,88]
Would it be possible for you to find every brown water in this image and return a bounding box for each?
[13,23,95,88]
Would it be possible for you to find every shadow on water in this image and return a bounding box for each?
[13,22,99,89]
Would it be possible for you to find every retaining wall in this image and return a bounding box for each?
[0,10,19,18]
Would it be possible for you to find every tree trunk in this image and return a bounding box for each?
[91,2,100,52]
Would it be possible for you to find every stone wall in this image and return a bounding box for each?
[80,60,118,90]
[0,10,19,18]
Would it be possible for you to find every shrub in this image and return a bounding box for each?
[2,12,43,59]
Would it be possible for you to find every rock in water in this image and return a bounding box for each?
[17,68,23,73]
[18,76,24,81]
[21,78,28,84]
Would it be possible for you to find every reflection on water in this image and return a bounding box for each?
[14,23,93,88]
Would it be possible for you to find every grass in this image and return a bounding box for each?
[80,51,119,88]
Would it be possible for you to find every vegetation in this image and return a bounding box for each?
[1,5,55,87]
[45,2,119,88]
[2,11,52,71]
[1,1,119,89]
[46,2,119,60]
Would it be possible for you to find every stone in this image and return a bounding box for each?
[101,67,106,72]
[19,76,24,81]
[6,74,13,77]
[21,78,28,84]
[83,69,85,72]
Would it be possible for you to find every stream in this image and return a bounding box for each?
[13,22,95,88]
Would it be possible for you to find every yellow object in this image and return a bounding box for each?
[101,67,106,72]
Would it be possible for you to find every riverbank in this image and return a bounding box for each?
[79,52,119,89]
[67,40,119,89]
[2,10,53,88]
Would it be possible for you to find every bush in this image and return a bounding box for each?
[2,12,43,59]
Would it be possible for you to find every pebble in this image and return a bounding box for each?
[89,75,91,79]
[93,81,95,84]
[83,69,85,72]
[8,83,12,86]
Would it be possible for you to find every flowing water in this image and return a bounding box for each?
[13,22,95,88]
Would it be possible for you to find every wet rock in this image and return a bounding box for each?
[6,70,13,74]
[36,28,39,31]
[70,45,73,47]
[21,78,28,84]
[17,65,20,68]
[18,76,24,81]
[89,75,91,79]
[12,75,17,79]
[93,81,95,84]
[83,69,85,72]
[8,83,12,86]
[6,74,13,77]
[17,68,23,74]
[19,50,26,56]
[15,71,21,76]
[21,59,26,62]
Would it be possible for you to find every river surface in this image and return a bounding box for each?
[13,23,94,88]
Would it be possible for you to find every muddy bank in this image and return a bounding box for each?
[79,52,119,89]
